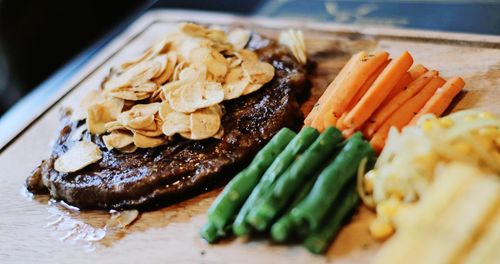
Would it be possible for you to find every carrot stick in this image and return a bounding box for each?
[336,112,348,130]
[408,64,428,79]
[310,51,390,131]
[337,59,390,131]
[322,112,339,131]
[346,59,391,111]
[370,76,446,153]
[363,70,438,138]
[384,73,413,103]
[304,52,366,126]
[409,77,465,125]
[343,51,414,130]
[385,64,428,102]
[342,128,356,138]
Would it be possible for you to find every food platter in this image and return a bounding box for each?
[1,10,500,263]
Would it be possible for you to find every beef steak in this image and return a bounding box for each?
[26,33,307,209]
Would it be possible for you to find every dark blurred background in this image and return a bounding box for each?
[0,0,265,117]
[0,0,499,119]
[0,0,150,115]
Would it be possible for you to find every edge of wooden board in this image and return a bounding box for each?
[1,8,499,152]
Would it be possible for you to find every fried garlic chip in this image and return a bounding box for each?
[104,121,126,132]
[241,60,275,85]
[227,29,251,50]
[87,97,125,135]
[117,103,160,130]
[120,38,170,71]
[133,132,166,148]
[188,105,222,140]
[152,52,177,86]
[117,144,138,153]
[168,80,224,113]
[223,67,249,100]
[179,65,208,81]
[106,90,151,101]
[162,111,191,136]
[54,141,102,173]
[180,22,227,44]
[190,47,228,80]
[103,131,134,150]
[72,90,103,121]
[105,60,161,91]
[212,126,224,139]
[279,29,307,64]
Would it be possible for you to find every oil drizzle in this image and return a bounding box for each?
[44,199,139,251]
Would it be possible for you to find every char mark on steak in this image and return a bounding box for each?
[26,33,308,209]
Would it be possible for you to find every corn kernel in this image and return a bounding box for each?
[438,118,454,128]
[478,112,495,120]
[369,218,395,240]
[376,197,400,219]
[422,120,433,132]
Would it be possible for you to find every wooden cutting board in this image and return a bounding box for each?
[1,10,499,264]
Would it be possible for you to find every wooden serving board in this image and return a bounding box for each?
[1,10,500,264]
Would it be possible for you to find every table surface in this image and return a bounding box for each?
[1,1,500,149]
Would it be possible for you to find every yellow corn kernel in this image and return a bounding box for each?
[438,118,454,128]
[454,141,472,155]
[422,120,433,132]
[364,170,377,193]
[478,112,495,120]
[369,217,395,240]
[478,127,499,137]
[376,197,401,219]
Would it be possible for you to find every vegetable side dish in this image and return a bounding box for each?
[305,50,465,152]
[361,110,500,241]
[201,126,375,254]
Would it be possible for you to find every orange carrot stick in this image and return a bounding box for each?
[337,59,390,131]
[408,64,428,79]
[342,128,356,138]
[310,51,390,131]
[322,112,339,132]
[384,73,413,103]
[370,76,446,153]
[363,70,438,138]
[409,76,465,125]
[343,51,414,130]
[304,52,366,126]
[347,59,391,111]
[385,64,428,102]
[336,112,349,130]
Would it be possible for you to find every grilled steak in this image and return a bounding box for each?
[26,33,307,209]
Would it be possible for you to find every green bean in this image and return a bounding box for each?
[304,182,360,254]
[200,222,220,243]
[232,127,319,236]
[291,132,374,230]
[246,127,343,231]
[205,128,296,232]
[270,169,320,242]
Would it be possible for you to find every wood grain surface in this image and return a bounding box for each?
[1,10,499,264]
